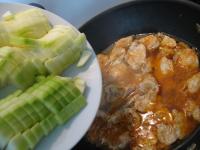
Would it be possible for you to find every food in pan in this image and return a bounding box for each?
[88,33,200,150]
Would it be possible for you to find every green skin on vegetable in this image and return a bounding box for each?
[0,76,86,150]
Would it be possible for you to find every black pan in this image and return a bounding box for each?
[74,0,200,149]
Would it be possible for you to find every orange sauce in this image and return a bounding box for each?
[88,34,200,150]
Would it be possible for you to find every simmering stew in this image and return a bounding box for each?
[87,33,200,150]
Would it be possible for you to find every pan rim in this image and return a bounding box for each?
[79,0,200,31]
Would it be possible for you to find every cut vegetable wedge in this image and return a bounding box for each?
[0,76,86,150]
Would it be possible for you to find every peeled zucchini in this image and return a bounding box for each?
[0,24,87,89]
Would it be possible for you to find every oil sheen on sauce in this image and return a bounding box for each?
[87,33,200,150]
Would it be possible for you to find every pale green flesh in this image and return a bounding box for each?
[0,76,86,150]
[0,8,88,150]
[0,26,87,89]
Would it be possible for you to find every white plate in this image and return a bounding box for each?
[0,2,102,150]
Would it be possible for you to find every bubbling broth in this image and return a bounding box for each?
[87,33,200,150]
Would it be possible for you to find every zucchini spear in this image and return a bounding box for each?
[0,76,86,150]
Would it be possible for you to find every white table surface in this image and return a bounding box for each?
[0,0,133,28]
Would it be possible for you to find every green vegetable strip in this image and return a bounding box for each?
[0,76,86,150]
[6,95,86,150]
[0,119,16,148]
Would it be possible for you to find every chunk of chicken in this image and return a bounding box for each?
[88,115,131,150]
[108,108,141,128]
[187,72,200,93]
[101,84,124,111]
[139,35,160,51]
[115,36,133,49]
[173,48,199,69]
[100,132,131,150]
[134,126,157,150]
[108,62,133,84]
[109,47,126,65]
[184,100,200,122]
[97,54,109,70]
[133,75,159,112]
[161,35,176,47]
[117,132,131,149]
[139,74,159,96]
[125,41,146,71]
[157,123,178,145]
[160,57,174,75]
[192,107,200,122]
[172,109,186,139]
[159,47,175,57]
[132,145,156,150]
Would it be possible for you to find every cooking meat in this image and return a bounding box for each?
[100,84,125,111]
[132,145,156,150]
[97,53,108,67]
[172,109,186,139]
[88,33,200,150]
[133,74,159,112]
[156,123,178,145]
[108,62,135,84]
[160,56,174,75]
[115,36,133,49]
[139,34,160,51]
[173,48,199,69]
[187,72,200,93]
[192,107,200,122]
[125,41,147,72]
[109,47,126,65]
[134,125,157,150]
[160,35,176,48]
[185,100,200,122]
[159,47,175,57]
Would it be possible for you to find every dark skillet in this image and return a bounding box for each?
[74,0,200,149]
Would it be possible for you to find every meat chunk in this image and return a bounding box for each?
[187,72,200,93]
[88,109,136,149]
[132,145,156,150]
[101,84,125,111]
[125,41,146,71]
[173,48,199,69]
[97,54,109,70]
[117,132,131,149]
[192,107,200,122]
[115,36,133,49]
[159,47,175,56]
[109,47,126,65]
[184,100,200,122]
[172,109,186,139]
[108,62,133,83]
[139,74,159,96]
[161,35,176,47]
[160,57,174,75]
[157,123,178,145]
[133,75,159,112]
[139,35,160,51]
[134,125,157,150]
[185,100,197,116]
[108,109,141,128]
